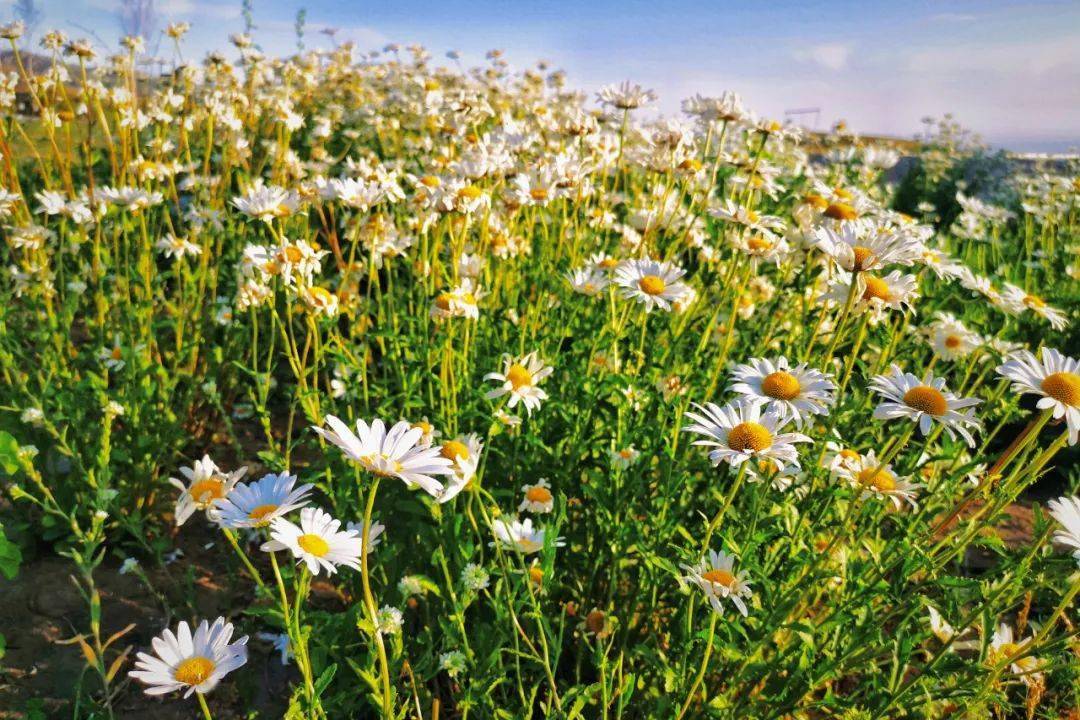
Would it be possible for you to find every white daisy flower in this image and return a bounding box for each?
[491,517,563,554]
[129,618,248,697]
[313,415,455,496]
[231,183,302,223]
[587,252,620,273]
[823,270,919,318]
[926,605,980,650]
[870,365,981,446]
[99,340,126,371]
[156,233,203,261]
[436,433,484,503]
[820,440,864,476]
[169,455,247,527]
[813,221,920,272]
[732,231,791,265]
[728,356,836,427]
[613,258,692,313]
[1047,495,1080,565]
[596,80,656,110]
[923,312,982,361]
[683,400,811,473]
[989,623,1042,684]
[710,200,785,234]
[263,507,362,576]
[518,479,555,514]
[680,549,754,617]
[345,519,386,551]
[408,418,441,448]
[996,348,1080,445]
[566,267,610,296]
[1000,283,1069,330]
[918,246,966,280]
[835,450,922,510]
[213,472,313,529]
[610,445,640,469]
[484,351,553,415]
[431,278,482,320]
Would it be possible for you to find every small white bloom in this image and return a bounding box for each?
[129,618,248,697]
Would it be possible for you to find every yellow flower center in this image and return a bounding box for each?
[248,504,279,524]
[530,188,549,201]
[598,257,619,269]
[189,478,225,505]
[1041,371,1080,407]
[862,275,892,302]
[506,364,533,390]
[761,371,801,400]
[298,533,330,557]
[747,235,773,253]
[435,293,453,311]
[839,448,860,461]
[458,185,482,201]
[441,440,470,461]
[585,610,607,634]
[420,175,441,187]
[727,422,773,452]
[857,466,896,492]
[307,286,333,305]
[825,202,858,221]
[526,486,553,503]
[851,245,874,270]
[1023,294,1045,309]
[174,656,216,686]
[834,187,853,200]
[528,566,544,585]
[903,385,948,416]
[638,275,666,296]
[745,209,761,224]
[944,335,961,349]
[993,642,1023,662]
[283,245,304,263]
[804,193,829,209]
[701,568,736,588]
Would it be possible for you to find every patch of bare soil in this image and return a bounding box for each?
[0,522,292,719]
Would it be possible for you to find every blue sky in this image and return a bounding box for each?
[9,0,1080,151]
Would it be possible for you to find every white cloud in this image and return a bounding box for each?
[793,42,852,72]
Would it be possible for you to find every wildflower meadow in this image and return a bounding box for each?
[0,16,1079,720]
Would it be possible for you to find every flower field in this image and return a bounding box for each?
[1,20,1079,720]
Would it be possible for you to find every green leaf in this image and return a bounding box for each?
[0,524,22,580]
[314,663,337,697]
[0,432,20,475]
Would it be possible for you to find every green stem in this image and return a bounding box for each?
[360,477,394,718]
[675,612,718,720]
[196,692,214,720]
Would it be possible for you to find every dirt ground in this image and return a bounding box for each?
[0,523,293,719]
